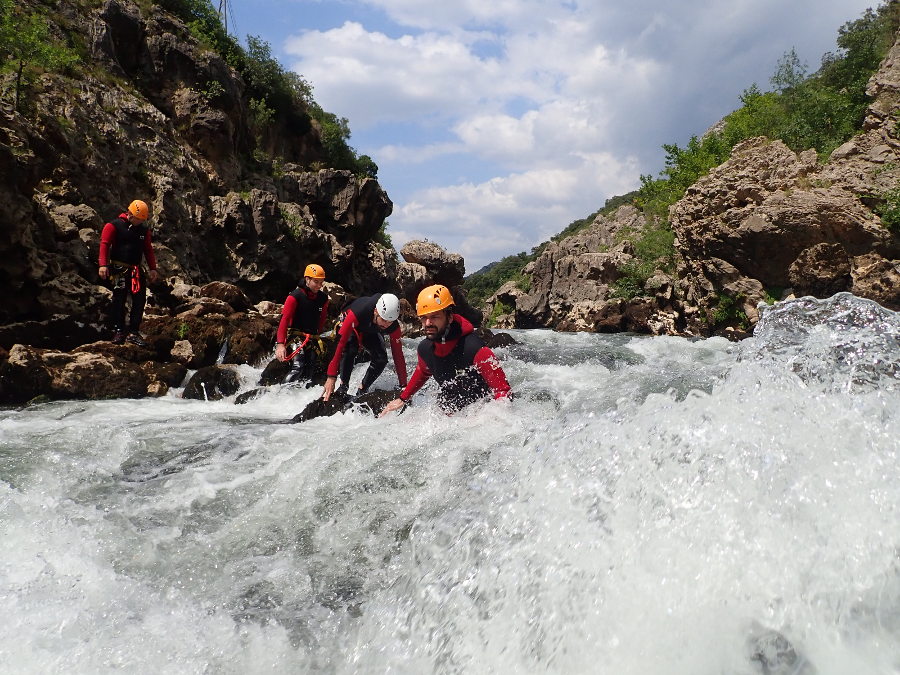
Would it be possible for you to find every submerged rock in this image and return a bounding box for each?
[291,388,401,423]
[747,626,816,675]
[182,365,240,400]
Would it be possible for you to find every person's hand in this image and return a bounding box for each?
[378,398,406,418]
[99,266,109,280]
[275,343,287,361]
[148,269,159,284]
[323,376,336,401]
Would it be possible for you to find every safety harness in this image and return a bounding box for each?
[107,260,143,293]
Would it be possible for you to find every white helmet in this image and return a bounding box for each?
[376,293,401,322]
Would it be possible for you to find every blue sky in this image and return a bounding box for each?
[225,0,879,273]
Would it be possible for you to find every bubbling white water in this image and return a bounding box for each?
[1,293,898,674]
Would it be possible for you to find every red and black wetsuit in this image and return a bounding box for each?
[276,283,329,343]
[326,294,408,392]
[276,282,330,383]
[399,314,511,413]
[99,214,157,332]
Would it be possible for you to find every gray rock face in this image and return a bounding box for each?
[399,240,465,288]
[0,0,398,339]
[506,30,900,336]
[668,33,900,331]
[505,205,679,333]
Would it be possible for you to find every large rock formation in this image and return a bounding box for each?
[664,34,900,332]
[0,0,397,351]
[495,28,900,337]
[495,205,681,335]
[397,240,482,328]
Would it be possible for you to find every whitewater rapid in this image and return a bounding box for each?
[1,293,898,674]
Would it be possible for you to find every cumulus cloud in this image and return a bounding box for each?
[278,0,876,270]
[391,152,642,272]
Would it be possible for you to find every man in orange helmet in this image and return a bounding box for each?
[275,263,331,384]
[379,284,511,416]
[98,199,159,346]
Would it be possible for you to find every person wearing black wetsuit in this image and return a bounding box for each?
[98,199,159,346]
[380,285,511,416]
[275,264,330,383]
[322,293,408,400]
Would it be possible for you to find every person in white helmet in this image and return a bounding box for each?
[322,293,408,401]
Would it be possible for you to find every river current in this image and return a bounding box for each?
[1,293,898,674]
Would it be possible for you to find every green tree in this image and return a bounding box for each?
[0,0,78,111]
[770,48,807,93]
[636,2,898,218]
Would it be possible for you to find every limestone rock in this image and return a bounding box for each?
[0,344,150,404]
[400,240,465,288]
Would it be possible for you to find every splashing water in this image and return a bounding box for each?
[1,293,897,674]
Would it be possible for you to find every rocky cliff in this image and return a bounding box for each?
[495,30,900,337]
[0,0,469,404]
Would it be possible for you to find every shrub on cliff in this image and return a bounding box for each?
[0,0,79,112]
[636,1,900,219]
[156,0,375,176]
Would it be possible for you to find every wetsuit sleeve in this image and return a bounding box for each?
[399,355,432,402]
[144,229,157,270]
[473,347,512,399]
[326,310,358,377]
[99,223,116,266]
[388,327,408,387]
[276,295,298,344]
[317,299,329,334]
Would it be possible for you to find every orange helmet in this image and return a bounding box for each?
[416,284,454,316]
[304,264,326,280]
[128,200,149,221]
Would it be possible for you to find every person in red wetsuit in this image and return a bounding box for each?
[275,263,330,384]
[98,199,159,346]
[380,285,511,416]
[322,293,408,401]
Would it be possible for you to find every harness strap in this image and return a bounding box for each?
[285,328,335,360]
[285,332,312,360]
[108,260,142,292]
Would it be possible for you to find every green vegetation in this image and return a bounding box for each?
[374,220,393,249]
[609,221,677,300]
[763,287,785,305]
[0,0,79,112]
[464,251,534,307]
[280,206,306,238]
[708,294,749,330]
[176,322,190,339]
[637,2,899,219]
[873,186,900,233]
[487,300,515,328]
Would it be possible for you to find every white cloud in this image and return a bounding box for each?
[375,141,466,164]
[391,152,641,271]
[284,22,516,127]
[276,0,878,271]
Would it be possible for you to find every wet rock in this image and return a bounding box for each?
[290,388,401,423]
[0,344,149,404]
[485,331,518,348]
[198,281,251,312]
[234,387,265,405]
[747,627,816,675]
[258,358,292,385]
[291,392,352,422]
[141,361,188,388]
[182,365,240,400]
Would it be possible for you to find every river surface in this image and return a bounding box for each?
[1,293,898,674]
